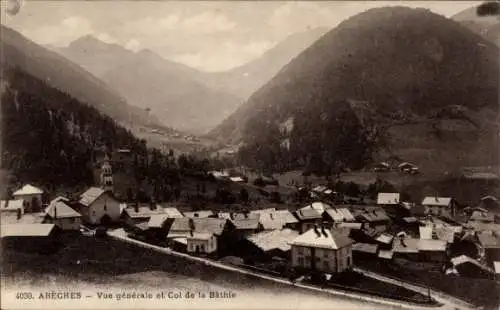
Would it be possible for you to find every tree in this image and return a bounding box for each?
[269,191,282,203]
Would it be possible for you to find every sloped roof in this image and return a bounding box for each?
[250,208,277,215]
[451,255,495,274]
[422,197,452,206]
[352,242,378,254]
[1,224,55,237]
[187,233,213,240]
[44,201,81,218]
[302,202,331,213]
[183,211,214,218]
[403,217,418,223]
[419,239,447,252]
[339,222,363,229]
[290,227,353,250]
[378,250,394,259]
[163,207,184,218]
[295,208,322,220]
[79,187,107,207]
[1,212,45,225]
[435,226,456,243]
[354,208,390,222]
[325,209,344,222]
[376,233,394,244]
[13,184,43,196]
[147,214,175,229]
[477,231,500,248]
[1,200,24,211]
[377,193,400,205]
[470,211,494,222]
[218,212,260,220]
[231,218,260,230]
[338,208,355,222]
[246,229,299,252]
[169,218,228,236]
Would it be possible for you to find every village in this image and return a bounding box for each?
[1,150,500,308]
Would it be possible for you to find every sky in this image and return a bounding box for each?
[0,0,482,72]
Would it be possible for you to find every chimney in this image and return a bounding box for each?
[321,225,328,237]
[230,212,234,220]
[190,230,194,237]
[401,238,407,247]
[54,203,57,219]
[270,213,274,220]
[313,225,321,237]
[16,208,22,220]
[134,203,139,213]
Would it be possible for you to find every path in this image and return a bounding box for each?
[353,267,481,310]
[106,229,469,310]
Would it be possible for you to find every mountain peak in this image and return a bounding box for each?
[68,35,126,53]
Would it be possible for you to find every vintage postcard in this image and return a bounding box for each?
[1,0,499,309]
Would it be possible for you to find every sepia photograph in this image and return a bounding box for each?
[0,0,499,309]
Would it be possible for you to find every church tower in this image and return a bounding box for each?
[100,153,114,193]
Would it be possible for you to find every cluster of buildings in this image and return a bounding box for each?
[2,156,500,282]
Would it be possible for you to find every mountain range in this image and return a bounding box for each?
[52,27,329,134]
[452,4,500,46]
[213,7,499,173]
[0,26,161,130]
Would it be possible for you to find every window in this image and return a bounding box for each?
[323,261,329,270]
[200,244,205,252]
[297,247,303,255]
[92,210,96,216]
[298,257,304,266]
[347,256,351,266]
[324,250,329,258]
[104,205,107,211]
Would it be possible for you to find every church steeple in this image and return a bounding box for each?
[100,153,114,193]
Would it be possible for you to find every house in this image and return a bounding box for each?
[230,217,262,241]
[1,200,25,215]
[167,217,235,255]
[43,198,82,231]
[477,231,500,267]
[323,208,355,225]
[252,209,299,231]
[183,210,215,219]
[290,225,354,274]
[77,187,121,225]
[469,210,495,223]
[418,239,448,263]
[451,255,495,279]
[295,208,324,233]
[186,232,218,256]
[121,204,165,226]
[480,196,499,210]
[393,236,420,260]
[352,242,379,261]
[12,184,43,213]
[1,224,60,253]
[421,196,457,217]
[378,250,394,260]
[353,207,390,230]
[377,193,400,206]
[243,229,299,262]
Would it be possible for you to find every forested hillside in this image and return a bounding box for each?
[1,67,145,191]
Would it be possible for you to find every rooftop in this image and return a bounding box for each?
[162,207,184,218]
[183,211,215,219]
[494,262,500,274]
[246,229,299,252]
[302,202,332,214]
[1,224,55,238]
[477,231,500,248]
[295,208,322,220]
[169,218,228,236]
[290,227,353,250]
[13,184,43,196]
[1,212,45,225]
[378,250,394,259]
[422,197,452,207]
[451,255,495,274]
[376,233,394,244]
[0,200,24,211]
[231,218,260,230]
[419,226,433,240]
[418,239,447,252]
[79,187,107,207]
[44,201,81,218]
[393,237,420,254]
[352,242,378,254]
[377,193,400,205]
[187,232,213,240]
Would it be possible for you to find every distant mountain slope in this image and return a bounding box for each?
[215,7,499,173]
[452,4,500,46]
[197,27,330,99]
[1,67,143,190]
[56,37,242,134]
[0,26,160,129]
